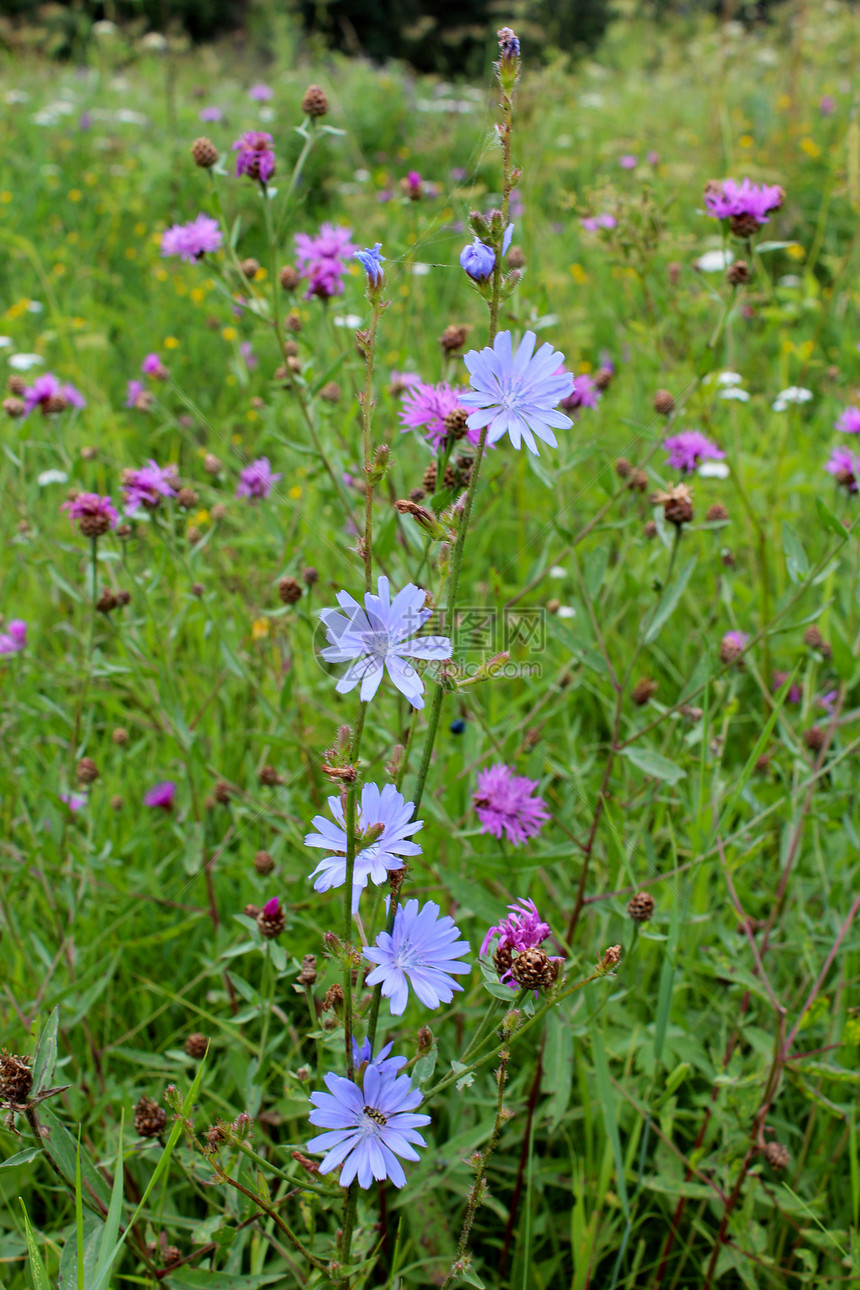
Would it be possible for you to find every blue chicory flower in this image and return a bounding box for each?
[354,243,385,285]
[363,898,471,1016]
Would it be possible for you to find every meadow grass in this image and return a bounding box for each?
[1,6,860,1287]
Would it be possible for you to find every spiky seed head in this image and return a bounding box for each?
[627,891,655,922]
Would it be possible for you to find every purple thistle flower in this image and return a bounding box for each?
[240,340,258,370]
[307,1060,430,1189]
[647,150,660,165]
[0,619,27,656]
[263,896,281,917]
[581,213,616,231]
[474,765,550,846]
[772,672,802,704]
[820,96,836,117]
[559,371,600,413]
[404,170,423,199]
[460,330,574,457]
[826,445,859,491]
[835,406,860,435]
[619,154,638,170]
[122,460,178,512]
[61,493,119,535]
[400,381,477,451]
[233,130,276,182]
[480,897,550,958]
[125,380,147,409]
[62,383,87,409]
[306,782,423,912]
[705,178,784,225]
[818,689,838,712]
[663,430,726,474]
[142,352,167,379]
[295,223,356,301]
[23,373,85,416]
[319,575,452,709]
[364,899,471,1016]
[144,780,176,810]
[460,238,495,282]
[236,456,281,500]
[390,371,421,396]
[354,243,385,286]
[248,83,273,101]
[60,791,86,812]
[161,214,222,262]
[199,106,223,122]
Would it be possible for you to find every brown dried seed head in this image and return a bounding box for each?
[297,954,317,985]
[615,457,632,479]
[240,257,260,280]
[631,678,658,706]
[510,946,558,990]
[643,519,658,539]
[763,1140,790,1170]
[279,265,300,291]
[439,324,469,353]
[3,397,25,418]
[302,84,329,117]
[803,725,826,752]
[727,259,750,286]
[77,756,99,784]
[0,1052,33,1105]
[257,903,286,939]
[112,727,129,745]
[259,764,281,786]
[706,503,729,522]
[278,576,302,605]
[254,849,275,875]
[191,136,219,168]
[97,588,118,613]
[627,891,655,922]
[8,375,26,396]
[320,380,341,404]
[177,487,198,509]
[323,983,344,1013]
[133,1095,167,1138]
[653,389,675,416]
[185,1032,209,1059]
[204,453,222,475]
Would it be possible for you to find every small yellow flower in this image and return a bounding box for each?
[52,263,66,276]
[786,244,805,261]
[124,247,137,260]
[164,336,180,349]
[289,485,302,500]
[231,432,242,444]
[68,189,82,203]
[83,171,98,186]
[798,339,815,359]
[397,145,410,160]
[221,326,237,341]
[781,338,795,354]
[134,221,147,237]
[0,191,13,204]
[155,267,169,282]
[193,509,210,526]
[256,266,268,281]
[800,137,821,159]
[226,373,237,386]
[777,93,791,110]
[246,408,258,422]
[739,134,754,149]
[66,230,79,244]
[579,359,593,373]
[252,618,270,640]
[190,287,206,304]
[570,263,589,285]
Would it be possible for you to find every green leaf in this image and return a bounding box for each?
[0,1146,42,1170]
[93,1115,125,1284]
[591,1029,629,1219]
[542,1011,573,1130]
[620,747,686,784]
[643,557,696,644]
[36,1105,112,1210]
[816,496,849,540]
[782,521,809,584]
[31,1007,59,1096]
[20,1200,52,1290]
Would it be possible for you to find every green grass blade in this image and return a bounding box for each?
[20,1199,52,1290]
